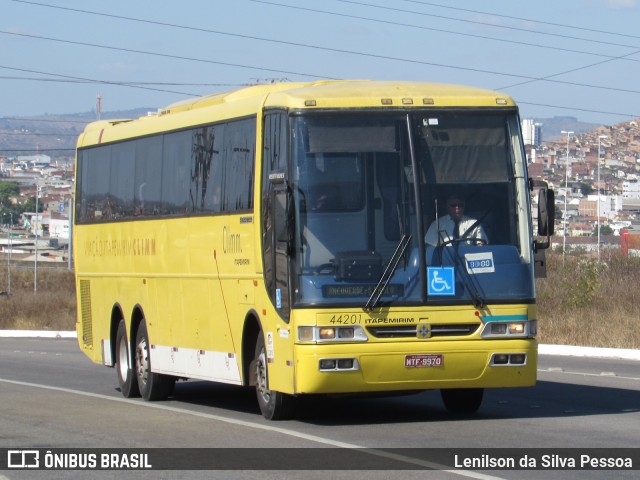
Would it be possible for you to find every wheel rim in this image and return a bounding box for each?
[117,335,129,380]
[135,337,149,386]
[255,349,271,404]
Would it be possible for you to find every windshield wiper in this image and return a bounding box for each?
[364,234,412,312]
[436,242,486,308]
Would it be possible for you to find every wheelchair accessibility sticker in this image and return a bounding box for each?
[427,267,455,296]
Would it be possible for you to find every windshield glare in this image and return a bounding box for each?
[290,111,533,307]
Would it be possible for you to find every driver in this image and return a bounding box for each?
[425,193,488,247]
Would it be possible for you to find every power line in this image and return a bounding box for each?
[1,117,88,124]
[0,75,247,87]
[398,0,640,41]
[337,0,640,50]
[9,1,640,94]
[0,62,199,97]
[5,0,640,120]
[4,27,640,97]
[251,0,640,63]
[0,132,78,137]
[0,148,74,152]
[516,100,639,119]
[0,30,332,83]
[248,0,640,99]
[497,48,640,91]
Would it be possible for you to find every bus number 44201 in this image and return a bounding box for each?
[405,354,444,368]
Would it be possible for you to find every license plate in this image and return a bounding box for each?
[405,354,444,368]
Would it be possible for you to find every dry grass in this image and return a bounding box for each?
[0,253,638,349]
[0,266,76,331]
[536,251,640,349]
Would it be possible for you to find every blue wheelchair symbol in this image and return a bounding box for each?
[427,267,455,296]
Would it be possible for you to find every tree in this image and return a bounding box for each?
[0,181,20,206]
[579,182,593,196]
[593,224,614,236]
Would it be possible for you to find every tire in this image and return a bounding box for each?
[134,320,175,401]
[254,332,295,420]
[115,320,140,398]
[441,388,484,414]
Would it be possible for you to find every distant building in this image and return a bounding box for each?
[622,179,640,199]
[17,154,52,166]
[522,119,543,147]
[49,212,70,239]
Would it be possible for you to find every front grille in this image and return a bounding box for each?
[366,323,481,339]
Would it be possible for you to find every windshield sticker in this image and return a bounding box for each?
[423,118,439,126]
[465,252,495,274]
[427,267,455,296]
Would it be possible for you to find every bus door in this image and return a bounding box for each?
[262,111,291,321]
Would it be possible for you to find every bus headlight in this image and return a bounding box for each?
[298,325,368,343]
[482,320,536,338]
[298,326,315,342]
[508,323,525,334]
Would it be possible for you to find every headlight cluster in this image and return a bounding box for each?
[298,325,368,343]
[481,320,537,338]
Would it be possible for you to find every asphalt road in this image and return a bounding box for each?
[0,337,638,480]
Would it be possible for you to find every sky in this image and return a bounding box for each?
[1,0,639,125]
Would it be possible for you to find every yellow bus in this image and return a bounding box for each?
[74,80,554,419]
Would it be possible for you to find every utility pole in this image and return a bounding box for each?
[96,94,102,120]
[597,135,607,265]
[34,184,39,293]
[561,130,573,265]
[5,212,11,295]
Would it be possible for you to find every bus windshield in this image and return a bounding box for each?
[290,111,534,308]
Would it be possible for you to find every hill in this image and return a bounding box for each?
[0,111,622,160]
[0,108,154,159]
[532,116,603,142]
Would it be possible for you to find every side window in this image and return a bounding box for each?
[77,146,111,222]
[162,131,192,215]
[222,119,256,212]
[192,125,222,213]
[111,143,136,219]
[134,136,163,216]
[76,116,257,223]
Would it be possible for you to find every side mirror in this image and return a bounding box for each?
[534,183,555,252]
[537,187,555,237]
[274,185,296,256]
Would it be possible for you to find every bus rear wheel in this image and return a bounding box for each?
[134,320,175,401]
[254,333,295,420]
[441,388,484,414]
[115,320,140,398]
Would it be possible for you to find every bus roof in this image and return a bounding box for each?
[161,80,515,112]
[77,80,516,147]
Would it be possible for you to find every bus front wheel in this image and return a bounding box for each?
[134,320,175,401]
[115,320,140,398]
[254,333,295,420]
[441,388,484,414]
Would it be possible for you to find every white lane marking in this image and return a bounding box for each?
[538,368,640,382]
[0,377,504,480]
[538,344,640,361]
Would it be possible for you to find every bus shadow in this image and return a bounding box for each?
[168,380,261,415]
[166,380,640,425]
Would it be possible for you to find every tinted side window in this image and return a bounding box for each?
[134,136,163,216]
[111,143,136,219]
[191,125,223,213]
[223,119,255,211]
[76,117,256,223]
[162,130,192,215]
